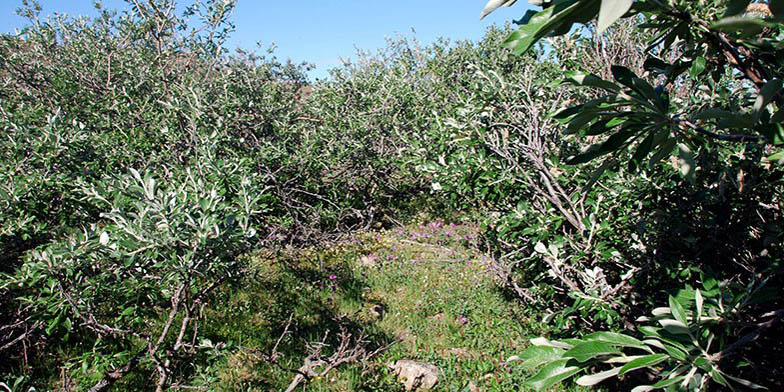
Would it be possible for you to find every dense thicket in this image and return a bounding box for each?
[1,0,782,390]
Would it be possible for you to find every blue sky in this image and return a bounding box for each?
[0,1,532,80]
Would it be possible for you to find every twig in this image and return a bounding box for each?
[677,119,761,143]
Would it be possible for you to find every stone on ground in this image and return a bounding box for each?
[388,359,443,391]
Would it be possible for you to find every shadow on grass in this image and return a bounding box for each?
[200,249,398,390]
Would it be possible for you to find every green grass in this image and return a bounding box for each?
[201,219,586,391]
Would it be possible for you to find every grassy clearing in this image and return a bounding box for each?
[202,219,585,391]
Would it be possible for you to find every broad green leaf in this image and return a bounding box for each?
[652,374,687,388]
[576,367,621,386]
[584,116,627,136]
[582,331,647,349]
[766,150,784,163]
[611,65,657,102]
[630,131,655,171]
[603,355,646,364]
[554,104,586,122]
[519,345,566,368]
[129,167,143,183]
[724,373,769,390]
[695,290,703,321]
[619,354,669,375]
[530,336,575,349]
[648,138,676,167]
[659,319,690,335]
[524,359,581,391]
[753,78,782,123]
[631,386,655,392]
[689,57,706,77]
[710,368,731,387]
[597,0,633,33]
[567,128,636,164]
[563,71,621,92]
[711,16,773,36]
[504,0,600,55]
[668,295,687,325]
[652,307,672,316]
[566,110,604,134]
[564,341,621,362]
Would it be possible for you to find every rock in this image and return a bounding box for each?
[388,360,443,391]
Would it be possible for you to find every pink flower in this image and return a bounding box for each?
[329,274,337,280]
[459,316,468,324]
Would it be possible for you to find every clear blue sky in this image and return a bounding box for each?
[0,1,531,80]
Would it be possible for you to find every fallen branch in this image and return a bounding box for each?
[284,327,400,392]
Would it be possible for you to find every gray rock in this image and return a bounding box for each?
[388,359,442,391]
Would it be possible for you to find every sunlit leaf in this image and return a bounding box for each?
[576,367,621,386]
[597,0,633,33]
[619,354,669,375]
[524,359,581,391]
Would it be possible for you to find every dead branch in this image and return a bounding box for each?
[284,326,400,392]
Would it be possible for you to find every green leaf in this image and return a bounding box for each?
[689,57,706,77]
[659,319,690,335]
[563,71,621,92]
[619,354,669,375]
[582,331,647,349]
[597,0,633,33]
[630,131,655,171]
[524,359,581,391]
[519,345,566,368]
[766,150,784,163]
[563,341,621,362]
[753,78,782,123]
[554,104,586,121]
[504,0,600,55]
[668,295,688,325]
[567,128,636,164]
[695,290,703,321]
[695,108,755,129]
[584,116,627,136]
[724,373,770,390]
[652,375,687,388]
[648,137,676,167]
[576,367,621,386]
[711,16,773,36]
